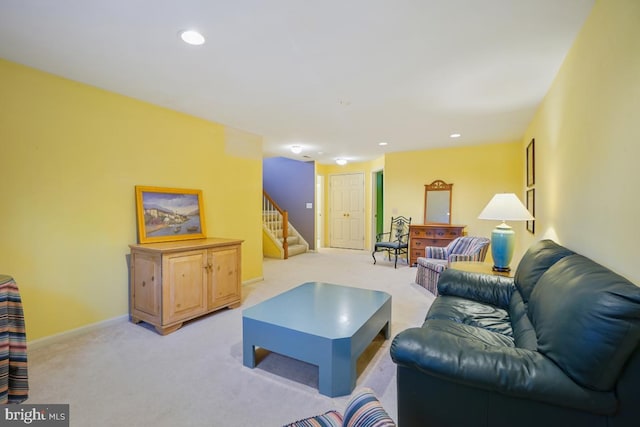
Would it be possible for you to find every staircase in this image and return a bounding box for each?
[263,191,309,259]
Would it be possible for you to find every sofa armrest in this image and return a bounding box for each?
[437,268,515,309]
[390,321,617,415]
[424,246,447,259]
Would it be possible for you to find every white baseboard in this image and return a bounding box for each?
[29,278,263,350]
[28,315,128,351]
[242,276,264,285]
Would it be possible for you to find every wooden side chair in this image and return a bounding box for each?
[372,216,411,268]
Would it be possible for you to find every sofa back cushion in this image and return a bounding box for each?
[529,254,640,391]
[514,239,575,303]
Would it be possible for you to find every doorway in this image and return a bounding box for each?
[372,169,384,249]
[329,173,365,249]
[316,175,324,249]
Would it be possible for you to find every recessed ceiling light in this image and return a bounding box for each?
[291,145,302,154]
[179,30,205,46]
[336,158,348,166]
[378,142,388,146]
[450,133,461,138]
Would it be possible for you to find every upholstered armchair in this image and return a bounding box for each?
[415,236,490,295]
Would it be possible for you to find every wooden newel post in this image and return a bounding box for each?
[282,210,289,259]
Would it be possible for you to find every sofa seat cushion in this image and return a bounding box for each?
[426,295,513,338]
[529,254,640,391]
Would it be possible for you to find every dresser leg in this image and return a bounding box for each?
[156,323,183,335]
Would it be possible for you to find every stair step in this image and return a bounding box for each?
[287,244,307,257]
[274,229,295,238]
[261,205,307,257]
[279,236,300,245]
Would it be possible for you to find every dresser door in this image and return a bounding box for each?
[163,250,207,324]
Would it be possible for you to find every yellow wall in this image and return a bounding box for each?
[385,142,525,263]
[0,59,264,341]
[520,0,639,284]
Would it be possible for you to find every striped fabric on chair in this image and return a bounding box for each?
[284,388,395,427]
[415,259,448,295]
[415,236,490,295]
[342,388,395,427]
[283,411,343,427]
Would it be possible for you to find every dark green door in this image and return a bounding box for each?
[375,171,384,235]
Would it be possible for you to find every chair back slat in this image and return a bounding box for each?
[389,216,411,243]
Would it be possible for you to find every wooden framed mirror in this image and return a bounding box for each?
[424,180,453,224]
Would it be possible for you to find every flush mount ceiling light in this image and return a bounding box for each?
[336,158,348,166]
[179,30,205,46]
[290,145,302,154]
[378,142,388,146]
[450,133,461,138]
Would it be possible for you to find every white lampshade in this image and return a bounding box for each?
[478,193,533,272]
[478,193,533,222]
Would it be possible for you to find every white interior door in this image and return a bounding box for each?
[329,173,364,249]
[316,175,324,249]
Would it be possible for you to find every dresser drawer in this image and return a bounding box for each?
[428,227,463,239]
[411,227,463,240]
[411,238,446,250]
[411,229,429,239]
[411,249,425,261]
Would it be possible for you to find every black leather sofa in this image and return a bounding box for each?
[391,239,640,427]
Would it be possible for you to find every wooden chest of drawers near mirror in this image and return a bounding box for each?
[409,224,466,266]
[129,237,243,335]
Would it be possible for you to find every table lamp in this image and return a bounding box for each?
[478,193,534,272]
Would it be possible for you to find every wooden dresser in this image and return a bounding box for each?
[129,237,243,335]
[409,224,466,266]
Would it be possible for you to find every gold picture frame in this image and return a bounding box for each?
[135,186,206,244]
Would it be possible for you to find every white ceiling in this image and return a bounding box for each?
[0,0,594,165]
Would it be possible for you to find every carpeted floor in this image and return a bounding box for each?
[27,248,434,426]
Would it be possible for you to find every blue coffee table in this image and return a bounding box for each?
[242,282,392,397]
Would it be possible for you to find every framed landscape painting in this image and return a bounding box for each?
[135,186,206,243]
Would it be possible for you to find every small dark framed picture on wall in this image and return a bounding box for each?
[526,188,535,234]
[526,138,535,187]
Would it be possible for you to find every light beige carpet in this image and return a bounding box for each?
[27,248,434,426]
